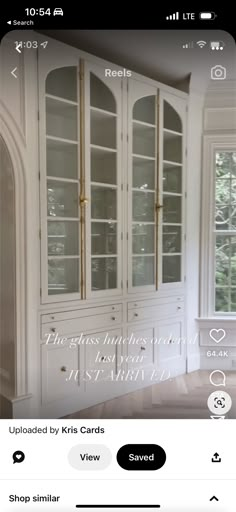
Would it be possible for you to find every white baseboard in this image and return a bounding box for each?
[187,353,201,373]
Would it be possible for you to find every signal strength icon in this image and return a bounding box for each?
[166,12,179,20]
[197,40,207,48]
[182,42,194,49]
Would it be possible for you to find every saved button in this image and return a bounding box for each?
[117,444,166,470]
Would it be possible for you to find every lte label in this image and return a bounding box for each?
[183,13,195,20]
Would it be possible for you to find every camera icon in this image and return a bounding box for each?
[211,65,226,80]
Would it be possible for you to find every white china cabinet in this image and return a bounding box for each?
[0,33,187,417]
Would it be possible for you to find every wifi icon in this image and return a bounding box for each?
[197,40,207,48]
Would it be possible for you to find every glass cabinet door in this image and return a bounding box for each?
[43,65,80,299]
[86,68,122,296]
[40,58,186,302]
[161,97,184,285]
[128,81,158,291]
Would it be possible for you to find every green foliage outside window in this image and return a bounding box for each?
[215,151,236,312]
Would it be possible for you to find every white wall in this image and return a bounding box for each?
[185,78,206,372]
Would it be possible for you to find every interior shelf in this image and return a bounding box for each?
[46,135,78,145]
[48,255,80,260]
[46,96,78,141]
[163,160,182,168]
[132,119,155,128]
[90,144,117,153]
[163,128,182,138]
[133,122,156,158]
[90,109,116,149]
[46,93,78,106]
[90,106,117,117]
[47,176,78,184]
[132,154,155,161]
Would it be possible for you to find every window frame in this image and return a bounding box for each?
[201,134,236,317]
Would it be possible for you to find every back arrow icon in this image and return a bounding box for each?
[15,43,22,53]
[11,67,18,79]
[210,496,219,501]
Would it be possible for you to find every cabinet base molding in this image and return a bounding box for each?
[39,366,188,419]
[0,393,33,419]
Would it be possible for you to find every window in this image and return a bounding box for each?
[201,135,236,317]
[215,151,236,312]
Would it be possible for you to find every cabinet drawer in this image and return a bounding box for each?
[41,343,80,404]
[41,304,121,323]
[128,296,184,310]
[128,302,183,323]
[41,310,122,339]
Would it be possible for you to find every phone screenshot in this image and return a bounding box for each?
[0,6,235,511]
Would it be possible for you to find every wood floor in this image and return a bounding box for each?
[65,370,236,419]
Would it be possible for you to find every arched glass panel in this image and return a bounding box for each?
[133,96,156,124]
[163,100,182,133]
[46,66,77,101]
[45,67,80,296]
[131,95,156,288]
[162,101,183,283]
[90,73,118,291]
[90,73,116,113]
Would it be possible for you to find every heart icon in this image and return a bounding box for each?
[209,328,226,344]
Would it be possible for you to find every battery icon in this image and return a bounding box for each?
[200,12,217,20]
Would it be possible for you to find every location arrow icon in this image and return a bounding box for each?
[210,496,219,501]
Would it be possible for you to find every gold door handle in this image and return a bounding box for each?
[80,196,89,205]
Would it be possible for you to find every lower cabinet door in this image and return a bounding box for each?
[41,342,81,404]
[157,318,186,377]
[127,325,155,370]
[84,329,124,405]
[125,325,157,391]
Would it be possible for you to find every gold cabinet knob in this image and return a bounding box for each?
[156,204,163,210]
[61,366,67,372]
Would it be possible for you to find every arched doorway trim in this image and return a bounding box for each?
[0,110,27,397]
